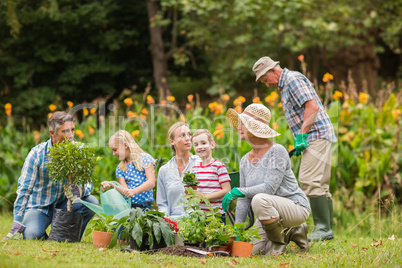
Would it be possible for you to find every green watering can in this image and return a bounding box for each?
[79,181,131,220]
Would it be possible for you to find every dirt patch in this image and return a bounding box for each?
[148,245,208,258]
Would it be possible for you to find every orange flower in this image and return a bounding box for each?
[75,129,84,139]
[90,108,96,114]
[288,145,294,151]
[213,123,225,140]
[322,72,334,83]
[186,103,191,109]
[234,105,243,113]
[332,91,343,100]
[272,122,279,130]
[298,55,304,62]
[33,130,40,143]
[127,111,137,118]
[265,91,279,106]
[140,114,146,119]
[253,97,262,104]
[48,113,53,119]
[141,108,149,115]
[392,109,401,118]
[147,95,155,105]
[48,104,57,112]
[233,96,246,106]
[99,115,105,121]
[160,100,167,106]
[167,96,175,102]
[132,130,140,138]
[67,101,74,109]
[358,92,369,104]
[83,108,89,116]
[124,98,133,107]
[214,103,224,115]
[221,94,230,102]
[88,126,95,134]
[179,114,186,122]
[208,102,218,111]
[5,103,12,110]
[187,94,194,102]
[278,102,283,108]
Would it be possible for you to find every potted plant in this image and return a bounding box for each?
[85,214,116,248]
[109,208,174,251]
[182,171,199,193]
[177,188,209,247]
[47,140,100,242]
[205,209,235,251]
[230,222,261,257]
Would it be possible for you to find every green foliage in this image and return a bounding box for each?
[109,208,174,250]
[85,214,116,235]
[205,208,235,247]
[47,140,100,185]
[177,188,210,243]
[232,222,261,243]
[182,171,199,186]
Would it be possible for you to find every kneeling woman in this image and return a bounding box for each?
[223,103,311,255]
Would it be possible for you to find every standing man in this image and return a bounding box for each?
[4,111,98,241]
[252,56,337,241]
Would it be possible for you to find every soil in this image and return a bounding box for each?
[147,245,209,258]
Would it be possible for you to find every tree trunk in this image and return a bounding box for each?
[67,176,73,212]
[146,0,171,102]
[320,44,380,97]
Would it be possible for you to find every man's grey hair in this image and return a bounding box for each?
[48,111,74,132]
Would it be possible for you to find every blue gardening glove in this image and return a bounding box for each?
[222,188,245,212]
[3,221,25,240]
[294,134,309,156]
[64,184,85,202]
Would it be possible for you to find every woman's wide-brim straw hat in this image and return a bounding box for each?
[226,103,280,139]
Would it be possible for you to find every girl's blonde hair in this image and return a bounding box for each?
[109,130,145,172]
[191,129,214,143]
[167,122,190,154]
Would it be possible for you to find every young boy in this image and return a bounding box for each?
[191,129,231,223]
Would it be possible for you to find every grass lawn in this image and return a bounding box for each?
[1,201,401,268]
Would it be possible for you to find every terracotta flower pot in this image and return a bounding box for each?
[231,241,253,257]
[92,231,113,248]
[226,236,236,253]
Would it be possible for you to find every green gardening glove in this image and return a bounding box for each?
[222,188,245,212]
[294,134,309,156]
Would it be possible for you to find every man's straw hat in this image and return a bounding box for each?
[226,103,280,139]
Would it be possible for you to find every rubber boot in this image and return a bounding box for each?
[308,195,334,242]
[288,223,309,252]
[328,198,333,230]
[262,219,288,255]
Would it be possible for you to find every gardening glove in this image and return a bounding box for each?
[294,134,309,156]
[3,221,25,240]
[64,184,85,202]
[222,188,245,212]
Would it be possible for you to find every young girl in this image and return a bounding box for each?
[101,130,155,211]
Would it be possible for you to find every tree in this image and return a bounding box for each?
[1,0,152,127]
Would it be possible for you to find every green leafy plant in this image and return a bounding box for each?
[84,214,116,235]
[47,140,101,211]
[233,222,261,243]
[177,187,210,243]
[182,171,199,186]
[205,208,235,247]
[109,208,174,250]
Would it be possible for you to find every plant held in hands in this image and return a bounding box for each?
[47,140,100,211]
[182,171,199,186]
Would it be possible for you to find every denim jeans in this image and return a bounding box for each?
[131,201,151,211]
[23,195,98,241]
